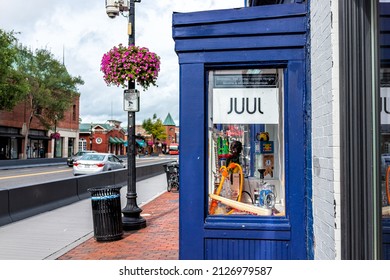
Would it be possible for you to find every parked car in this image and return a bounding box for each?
[168,143,179,155]
[73,153,126,176]
[67,150,97,167]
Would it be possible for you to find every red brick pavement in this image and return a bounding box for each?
[57,191,179,260]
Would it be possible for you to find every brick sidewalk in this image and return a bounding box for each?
[57,191,179,260]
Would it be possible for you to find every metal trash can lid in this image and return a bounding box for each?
[90,193,121,201]
[87,185,123,193]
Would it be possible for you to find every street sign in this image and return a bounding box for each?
[123,89,140,112]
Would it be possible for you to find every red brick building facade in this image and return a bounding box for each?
[78,120,127,156]
[163,113,179,154]
[0,96,80,159]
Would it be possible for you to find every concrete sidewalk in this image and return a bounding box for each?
[0,174,178,260]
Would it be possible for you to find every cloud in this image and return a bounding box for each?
[0,0,242,126]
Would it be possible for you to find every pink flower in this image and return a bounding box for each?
[100,44,160,90]
[50,132,61,140]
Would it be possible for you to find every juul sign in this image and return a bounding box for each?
[213,88,279,124]
[227,97,264,115]
[381,87,390,124]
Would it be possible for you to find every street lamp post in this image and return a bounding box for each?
[105,0,146,230]
[53,117,57,158]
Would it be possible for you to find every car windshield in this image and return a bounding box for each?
[75,151,95,156]
[81,154,105,161]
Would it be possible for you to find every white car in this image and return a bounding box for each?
[73,153,126,176]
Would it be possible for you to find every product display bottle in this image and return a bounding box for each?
[257,169,276,209]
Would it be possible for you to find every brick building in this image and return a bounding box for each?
[77,118,180,157]
[132,113,179,155]
[163,113,178,146]
[0,96,80,159]
[78,120,126,156]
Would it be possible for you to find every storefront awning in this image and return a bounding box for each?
[110,137,126,144]
[109,137,119,144]
[29,135,51,140]
[136,139,147,147]
[0,133,24,138]
[114,137,126,144]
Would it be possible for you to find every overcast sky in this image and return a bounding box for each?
[0,0,243,126]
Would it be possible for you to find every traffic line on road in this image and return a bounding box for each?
[0,169,71,180]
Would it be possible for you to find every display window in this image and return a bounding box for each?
[207,69,285,217]
[381,67,390,217]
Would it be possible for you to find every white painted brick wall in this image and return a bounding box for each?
[310,0,341,260]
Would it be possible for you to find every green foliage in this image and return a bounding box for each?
[0,30,29,110]
[0,28,84,129]
[142,113,167,141]
[15,44,84,128]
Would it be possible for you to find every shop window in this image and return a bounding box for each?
[55,137,62,158]
[28,139,46,158]
[10,138,18,159]
[68,138,75,157]
[207,69,285,217]
[79,138,87,151]
[381,67,390,215]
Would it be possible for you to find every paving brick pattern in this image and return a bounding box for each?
[57,191,179,260]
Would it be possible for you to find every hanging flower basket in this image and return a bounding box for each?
[100,44,161,91]
[50,132,61,140]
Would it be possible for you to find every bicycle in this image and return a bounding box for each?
[167,164,179,193]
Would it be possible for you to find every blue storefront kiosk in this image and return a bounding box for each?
[173,3,311,260]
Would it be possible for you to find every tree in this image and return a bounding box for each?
[0,30,29,110]
[142,114,166,153]
[15,46,84,158]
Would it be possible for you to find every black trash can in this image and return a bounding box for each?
[87,185,123,242]
[163,162,179,192]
